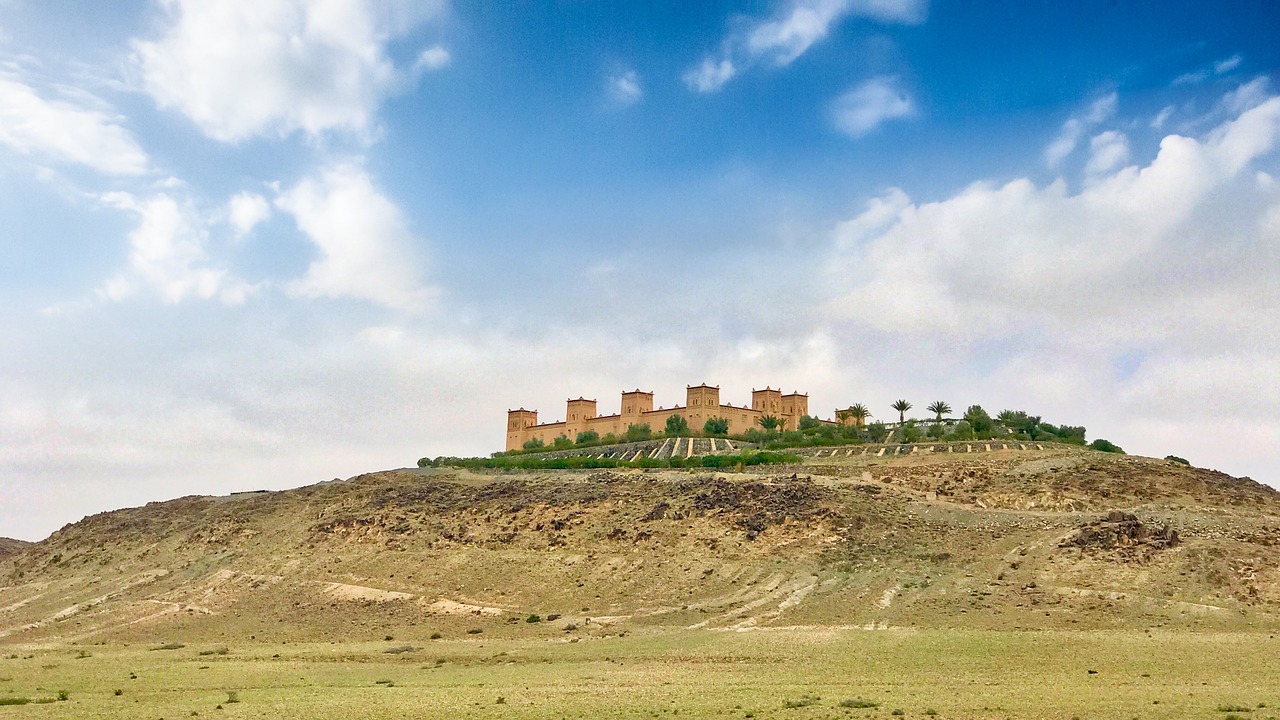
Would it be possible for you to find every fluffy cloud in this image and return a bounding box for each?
[133,0,446,141]
[1043,92,1117,167]
[686,0,926,92]
[98,192,257,305]
[1084,130,1130,176]
[413,45,451,73]
[0,70,148,175]
[830,76,914,136]
[607,70,643,106]
[275,164,434,312]
[228,191,271,237]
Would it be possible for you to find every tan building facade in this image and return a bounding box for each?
[506,383,809,452]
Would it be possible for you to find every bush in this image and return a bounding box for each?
[665,414,690,436]
[417,457,431,468]
[526,614,541,623]
[552,434,573,449]
[901,421,922,443]
[624,423,652,442]
[575,430,599,445]
[798,415,822,432]
[703,417,730,435]
[522,437,545,451]
[1165,455,1190,465]
[839,699,878,708]
[1089,438,1125,454]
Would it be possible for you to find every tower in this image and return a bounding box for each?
[506,408,538,451]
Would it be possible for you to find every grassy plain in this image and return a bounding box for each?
[2,629,1277,719]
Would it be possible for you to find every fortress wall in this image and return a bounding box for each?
[506,383,812,450]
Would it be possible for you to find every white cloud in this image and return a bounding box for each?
[227,191,271,237]
[1084,130,1130,176]
[830,76,914,137]
[828,91,1280,353]
[607,70,643,105]
[98,192,256,305]
[132,0,446,142]
[1214,54,1243,74]
[683,58,736,93]
[1044,92,1117,167]
[0,70,148,175]
[413,45,451,73]
[686,0,926,92]
[275,164,434,312]
[1174,53,1245,86]
[1222,76,1270,114]
[1151,105,1174,130]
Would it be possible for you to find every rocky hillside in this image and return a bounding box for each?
[2,444,1278,645]
[0,538,30,560]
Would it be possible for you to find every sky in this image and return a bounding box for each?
[2,1,1279,541]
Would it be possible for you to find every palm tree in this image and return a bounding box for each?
[836,409,853,426]
[759,415,783,432]
[848,403,870,426]
[891,399,912,425]
[926,401,951,423]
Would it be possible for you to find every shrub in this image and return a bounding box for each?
[522,437,544,450]
[224,691,240,704]
[839,698,878,708]
[0,698,31,706]
[600,433,619,445]
[703,417,730,435]
[624,423,652,442]
[575,430,599,445]
[430,632,443,639]
[526,614,541,623]
[466,628,483,635]
[1089,438,1125,454]
[417,457,431,468]
[798,415,822,431]
[1165,455,1190,465]
[866,421,889,443]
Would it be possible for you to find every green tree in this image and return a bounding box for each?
[664,414,690,436]
[522,437,545,451]
[575,429,599,445]
[891,399,913,424]
[963,405,993,434]
[926,400,951,423]
[600,432,619,445]
[798,415,822,431]
[703,417,730,435]
[624,423,652,442]
[759,415,783,432]
[552,434,572,449]
[866,421,889,443]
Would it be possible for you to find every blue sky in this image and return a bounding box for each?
[2,1,1279,540]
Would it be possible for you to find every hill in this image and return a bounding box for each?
[2,443,1279,646]
[0,538,30,560]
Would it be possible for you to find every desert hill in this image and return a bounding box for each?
[3,443,1279,646]
[0,538,30,560]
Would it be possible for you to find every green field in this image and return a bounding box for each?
[2,629,1277,719]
